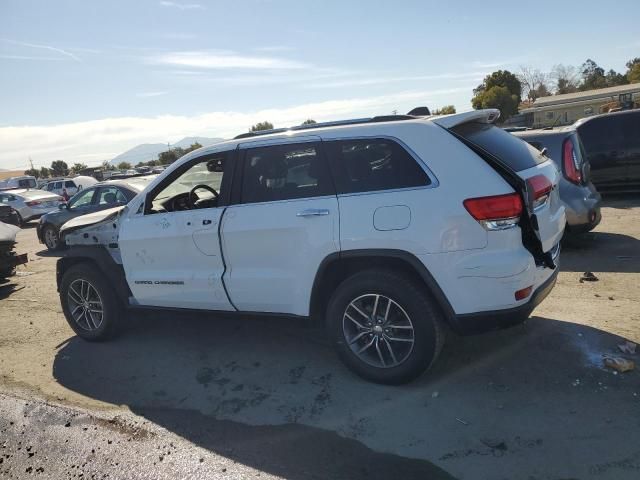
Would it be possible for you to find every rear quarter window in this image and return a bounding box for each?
[325,138,431,194]
[452,123,546,172]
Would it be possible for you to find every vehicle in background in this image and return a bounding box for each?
[56,109,565,385]
[574,110,640,192]
[151,166,166,174]
[45,176,98,197]
[0,175,37,191]
[0,189,63,226]
[514,128,601,234]
[0,203,21,226]
[0,222,28,280]
[37,177,155,250]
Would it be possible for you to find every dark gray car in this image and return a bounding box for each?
[36,179,152,250]
[514,128,601,234]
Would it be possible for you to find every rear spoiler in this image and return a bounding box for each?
[430,109,500,129]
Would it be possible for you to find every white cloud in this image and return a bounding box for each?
[1,39,81,62]
[152,51,309,70]
[0,89,468,169]
[253,46,296,53]
[136,91,169,98]
[159,1,204,10]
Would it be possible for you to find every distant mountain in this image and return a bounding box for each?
[109,136,223,166]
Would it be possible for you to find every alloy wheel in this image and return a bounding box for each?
[67,279,104,331]
[342,294,415,368]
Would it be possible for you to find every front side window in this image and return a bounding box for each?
[240,142,333,204]
[325,139,430,194]
[65,180,75,188]
[68,188,96,209]
[147,154,226,213]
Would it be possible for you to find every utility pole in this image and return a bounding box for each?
[29,157,35,171]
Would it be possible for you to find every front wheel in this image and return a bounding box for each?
[60,263,123,341]
[43,225,61,250]
[326,269,445,385]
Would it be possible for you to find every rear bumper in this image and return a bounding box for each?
[562,182,602,232]
[452,267,558,335]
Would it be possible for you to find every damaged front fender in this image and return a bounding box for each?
[60,206,125,262]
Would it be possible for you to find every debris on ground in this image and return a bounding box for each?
[603,356,635,373]
[618,341,637,355]
[480,438,508,451]
[579,272,599,283]
[608,296,615,301]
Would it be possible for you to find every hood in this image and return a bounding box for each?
[60,205,126,235]
[0,222,20,242]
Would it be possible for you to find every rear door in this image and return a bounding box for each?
[442,113,565,254]
[578,116,628,189]
[619,112,640,188]
[221,138,339,316]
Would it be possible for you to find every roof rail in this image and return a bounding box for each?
[233,111,428,140]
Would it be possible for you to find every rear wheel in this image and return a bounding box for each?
[60,263,123,341]
[43,225,60,250]
[326,269,445,384]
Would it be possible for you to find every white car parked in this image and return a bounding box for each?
[45,176,98,197]
[56,109,565,384]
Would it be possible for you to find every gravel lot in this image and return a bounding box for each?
[1,196,639,479]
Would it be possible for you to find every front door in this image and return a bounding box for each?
[221,139,339,316]
[118,151,234,310]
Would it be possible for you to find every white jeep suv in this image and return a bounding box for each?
[56,109,565,384]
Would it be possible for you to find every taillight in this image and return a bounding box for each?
[526,174,552,211]
[463,193,523,230]
[563,139,582,184]
[26,200,41,207]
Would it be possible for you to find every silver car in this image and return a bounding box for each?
[514,128,601,234]
[0,189,63,226]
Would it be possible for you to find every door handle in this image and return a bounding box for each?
[296,208,330,217]
[202,219,212,225]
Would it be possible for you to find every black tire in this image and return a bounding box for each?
[326,269,445,385]
[42,225,61,250]
[60,263,123,341]
[15,212,24,228]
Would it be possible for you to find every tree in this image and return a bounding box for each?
[301,119,317,125]
[50,160,69,177]
[472,86,519,122]
[24,168,40,178]
[39,166,51,178]
[605,69,628,87]
[551,64,580,94]
[518,67,550,101]
[579,59,607,91]
[117,162,132,170]
[101,161,116,172]
[473,70,522,102]
[432,105,456,115]
[71,163,88,174]
[250,121,274,132]
[626,58,640,84]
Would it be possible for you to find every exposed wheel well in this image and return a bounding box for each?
[310,251,455,327]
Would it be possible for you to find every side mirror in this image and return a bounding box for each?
[59,203,68,210]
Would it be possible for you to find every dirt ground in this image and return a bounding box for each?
[1,196,639,479]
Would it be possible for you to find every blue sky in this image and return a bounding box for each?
[0,0,638,170]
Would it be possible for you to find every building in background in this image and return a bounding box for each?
[520,84,640,128]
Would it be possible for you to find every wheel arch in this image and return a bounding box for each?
[309,249,456,327]
[56,246,131,305]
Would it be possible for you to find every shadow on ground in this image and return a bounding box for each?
[52,311,639,479]
[561,231,640,273]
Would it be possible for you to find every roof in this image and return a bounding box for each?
[533,83,640,107]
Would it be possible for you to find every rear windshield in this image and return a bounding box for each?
[452,122,546,172]
[18,178,37,188]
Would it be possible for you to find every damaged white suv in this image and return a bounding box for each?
[57,110,565,384]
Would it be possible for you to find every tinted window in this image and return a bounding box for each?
[452,123,546,171]
[18,178,36,188]
[325,139,430,194]
[98,186,127,205]
[65,180,75,188]
[240,143,332,203]
[54,182,62,189]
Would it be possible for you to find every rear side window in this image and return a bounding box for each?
[325,139,430,194]
[240,142,333,204]
[18,178,36,188]
[65,180,75,188]
[452,123,546,171]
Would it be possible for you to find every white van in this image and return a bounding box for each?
[45,176,98,197]
[0,175,37,191]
